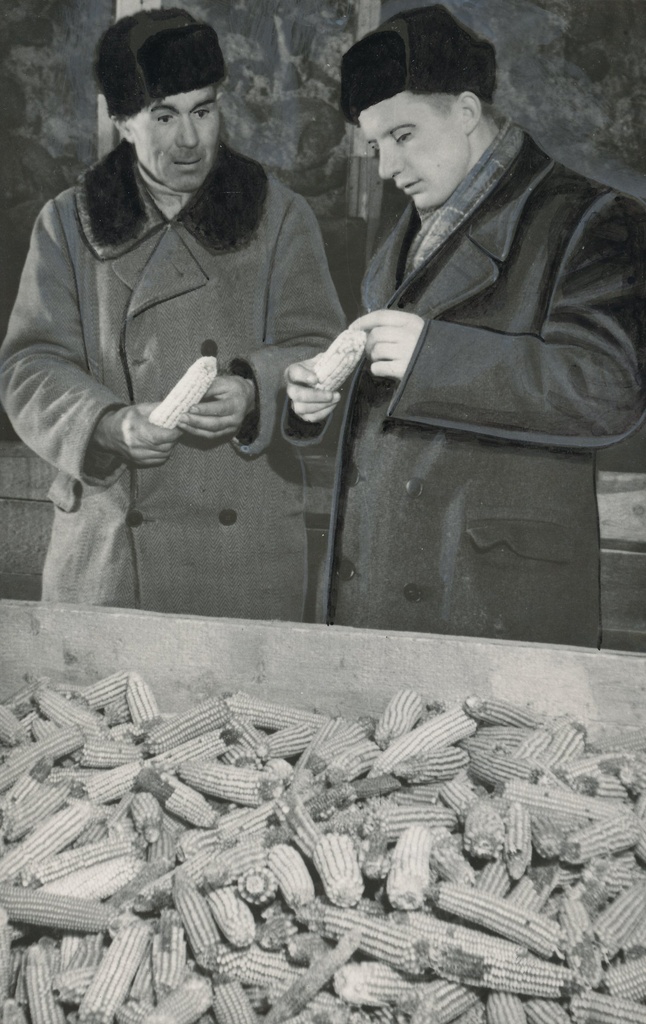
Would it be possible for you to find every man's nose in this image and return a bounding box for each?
[175,115,199,148]
[377,145,402,182]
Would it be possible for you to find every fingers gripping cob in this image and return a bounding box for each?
[148,356,218,429]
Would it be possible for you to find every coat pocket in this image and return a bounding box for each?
[466,515,572,564]
[47,472,82,513]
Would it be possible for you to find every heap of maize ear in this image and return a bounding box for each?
[1,674,646,1021]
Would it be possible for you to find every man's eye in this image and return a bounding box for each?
[157,115,173,124]
[395,132,411,144]
[195,108,210,118]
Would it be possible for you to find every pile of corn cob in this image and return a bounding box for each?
[0,676,645,1024]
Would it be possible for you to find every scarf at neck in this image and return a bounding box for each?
[136,161,196,220]
[405,119,525,275]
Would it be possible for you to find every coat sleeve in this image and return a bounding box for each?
[389,191,646,448]
[232,190,345,457]
[0,199,126,484]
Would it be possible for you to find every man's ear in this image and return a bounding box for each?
[112,116,132,143]
[458,92,482,135]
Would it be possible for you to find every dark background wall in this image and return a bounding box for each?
[1,0,645,465]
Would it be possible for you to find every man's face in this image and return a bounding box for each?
[359,91,473,212]
[117,85,219,193]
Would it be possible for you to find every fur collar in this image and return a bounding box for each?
[76,140,268,259]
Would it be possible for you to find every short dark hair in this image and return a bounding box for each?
[340,5,496,124]
[95,8,226,119]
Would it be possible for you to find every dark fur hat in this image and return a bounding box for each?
[340,5,496,124]
[95,8,226,118]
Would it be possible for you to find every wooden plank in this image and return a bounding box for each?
[0,501,52,574]
[0,442,56,500]
[1,601,645,742]
[601,549,646,635]
[597,471,646,544]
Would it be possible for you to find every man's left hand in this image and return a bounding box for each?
[177,375,256,439]
[352,310,424,380]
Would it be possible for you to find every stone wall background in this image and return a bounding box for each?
[1,0,645,460]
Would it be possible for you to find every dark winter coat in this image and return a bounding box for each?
[325,134,646,646]
[0,141,345,619]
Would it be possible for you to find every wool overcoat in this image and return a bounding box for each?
[0,141,345,619]
[325,134,646,646]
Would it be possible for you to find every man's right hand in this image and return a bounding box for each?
[92,404,180,467]
[285,358,340,423]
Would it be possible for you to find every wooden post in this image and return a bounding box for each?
[346,0,383,263]
[96,0,163,159]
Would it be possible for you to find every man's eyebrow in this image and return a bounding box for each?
[150,102,178,113]
[190,98,215,111]
[389,122,415,136]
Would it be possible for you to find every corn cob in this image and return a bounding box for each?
[122,673,160,726]
[128,944,154,1004]
[238,867,278,906]
[366,799,457,841]
[463,799,506,860]
[264,723,318,760]
[485,991,526,1024]
[52,965,98,1003]
[593,879,646,956]
[463,697,544,730]
[430,882,563,959]
[79,672,131,710]
[199,834,267,889]
[206,887,256,947]
[78,920,151,1024]
[477,860,512,898]
[2,1001,29,1024]
[59,934,104,971]
[0,727,84,793]
[257,906,298,951]
[82,762,143,804]
[307,782,356,821]
[395,746,469,784]
[296,901,426,975]
[79,740,141,769]
[559,893,603,988]
[24,944,66,1024]
[333,960,420,1007]
[172,876,221,970]
[134,768,218,828]
[561,814,640,863]
[524,1000,571,1024]
[411,980,482,1024]
[264,928,360,1024]
[502,779,620,823]
[370,708,477,776]
[309,721,373,773]
[144,696,231,755]
[148,356,218,428]
[438,772,478,817]
[0,885,114,932]
[30,717,68,742]
[359,827,391,880]
[216,800,278,844]
[104,694,133,727]
[150,730,229,770]
[178,761,283,807]
[505,876,543,913]
[211,979,258,1024]
[311,328,366,391]
[214,945,303,999]
[0,706,27,747]
[504,802,532,880]
[374,690,424,751]
[129,791,163,844]
[42,854,142,900]
[428,827,476,886]
[570,991,646,1022]
[0,911,10,1005]
[285,932,329,966]
[116,1002,150,1024]
[266,844,315,909]
[224,692,326,733]
[3,779,73,842]
[604,953,646,1001]
[312,833,364,908]
[0,801,97,883]
[33,687,106,737]
[326,740,381,785]
[151,909,185,997]
[386,825,433,910]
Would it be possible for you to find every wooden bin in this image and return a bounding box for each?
[1,599,645,742]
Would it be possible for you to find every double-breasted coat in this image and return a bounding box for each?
[324,134,646,646]
[0,141,345,619]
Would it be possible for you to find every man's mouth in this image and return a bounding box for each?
[174,158,201,166]
[401,181,421,193]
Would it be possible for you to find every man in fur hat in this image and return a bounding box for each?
[286,5,646,646]
[0,9,344,618]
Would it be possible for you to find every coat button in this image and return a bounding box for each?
[219,508,237,526]
[201,339,218,357]
[403,583,422,603]
[126,509,143,528]
[347,463,361,487]
[337,557,356,581]
[397,299,406,309]
[406,477,423,498]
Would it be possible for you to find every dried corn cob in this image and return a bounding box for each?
[211,979,258,1024]
[311,329,366,391]
[52,965,98,1004]
[223,692,326,733]
[366,799,457,841]
[172,876,221,970]
[326,740,380,785]
[178,761,283,807]
[78,920,152,1024]
[505,876,543,913]
[604,953,646,1002]
[463,697,544,730]
[503,779,619,823]
[395,746,469,784]
[33,688,105,737]
[24,944,66,1024]
[264,723,318,760]
[0,706,27,747]
[561,814,640,863]
[524,1000,571,1024]
[123,673,159,726]
[428,827,476,886]
[266,844,315,909]
[477,860,512,898]
[149,730,229,770]
[430,882,563,959]
[313,833,364,908]
[257,906,298,952]
[0,727,84,793]
[3,779,73,842]
[0,801,97,883]
[570,991,646,1022]
[79,741,140,770]
[371,708,477,776]
[333,960,419,1007]
[2,1001,29,1024]
[151,909,185,997]
[82,762,143,804]
[359,827,391,880]
[374,690,424,751]
[238,867,278,906]
[463,799,506,860]
[504,802,532,880]
[386,825,434,910]
[559,892,603,988]
[128,944,154,1004]
[264,929,360,1024]
[206,887,256,947]
[134,769,218,828]
[485,991,526,1024]
[144,697,230,755]
[42,854,142,900]
[213,945,302,997]
[148,356,218,428]
[130,791,163,844]
[296,901,426,975]
[0,885,114,933]
[79,672,131,710]
[276,794,322,857]
[593,879,646,957]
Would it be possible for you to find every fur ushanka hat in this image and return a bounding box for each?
[340,5,496,124]
[95,8,225,119]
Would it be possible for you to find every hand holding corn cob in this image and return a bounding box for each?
[285,328,366,423]
[148,357,218,429]
[352,309,425,380]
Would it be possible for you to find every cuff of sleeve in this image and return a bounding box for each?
[81,404,126,485]
[281,399,329,445]
[230,359,260,450]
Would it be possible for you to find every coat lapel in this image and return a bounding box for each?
[122,227,209,318]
